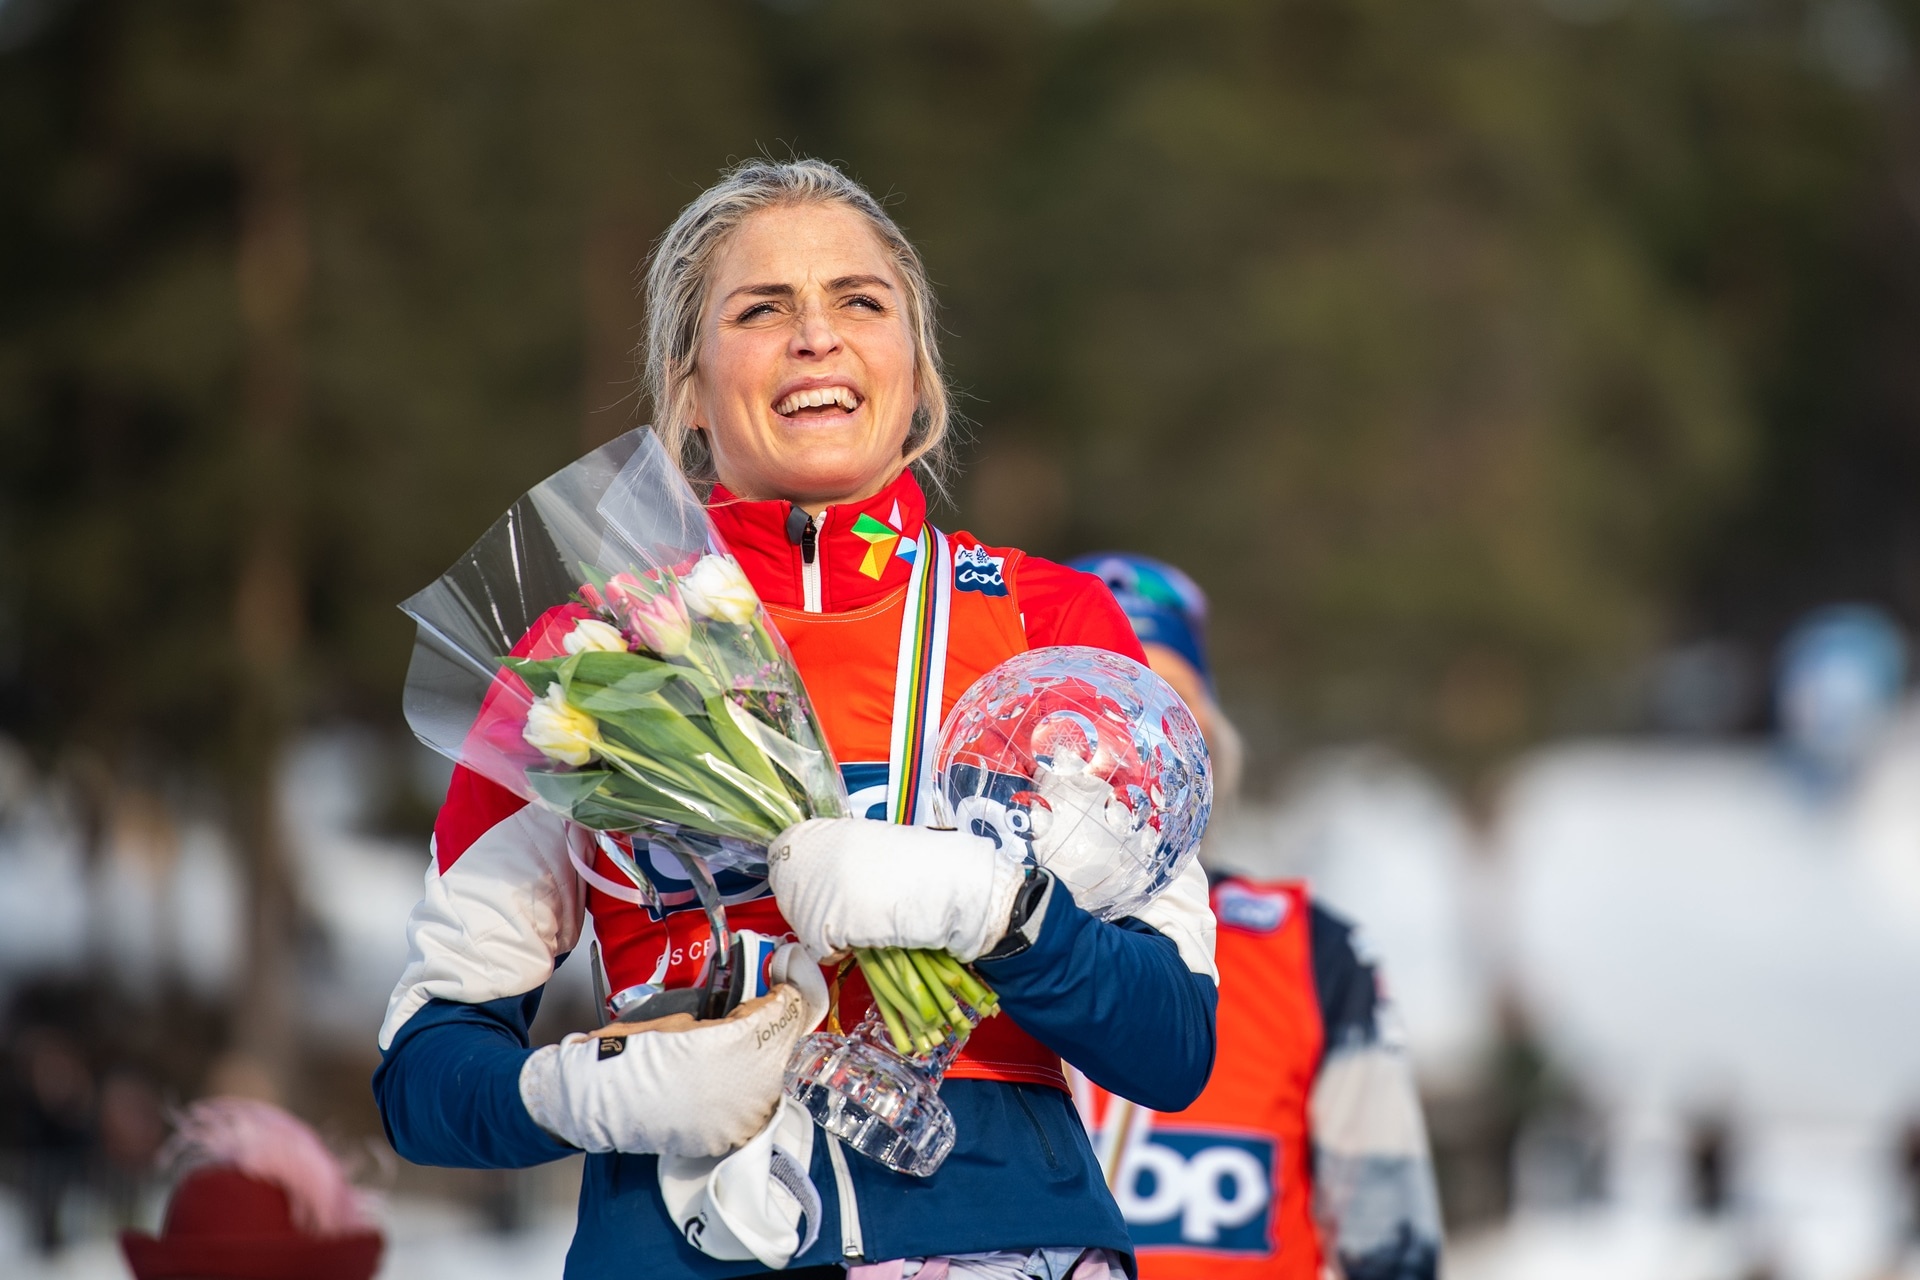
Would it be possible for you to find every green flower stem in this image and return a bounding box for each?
[885,949,943,1025]
[853,947,1000,1057]
[873,959,936,1054]
[862,968,917,1055]
[695,750,804,831]
[907,948,969,1027]
[748,617,787,667]
[856,950,923,1053]
[931,953,997,1015]
[589,739,780,844]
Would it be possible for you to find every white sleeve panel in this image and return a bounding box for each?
[1131,859,1218,984]
[1309,1016,1445,1270]
[378,806,589,1051]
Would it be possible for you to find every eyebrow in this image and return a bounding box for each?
[722,275,896,305]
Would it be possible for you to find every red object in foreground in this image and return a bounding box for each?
[120,1166,383,1280]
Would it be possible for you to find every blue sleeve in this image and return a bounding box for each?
[1310,903,1382,1061]
[371,983,578,1170]
[973,882,1217,1112]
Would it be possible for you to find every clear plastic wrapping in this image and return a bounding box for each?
[399,428,847,872]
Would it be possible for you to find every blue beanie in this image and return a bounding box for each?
[1066,552,1212,685]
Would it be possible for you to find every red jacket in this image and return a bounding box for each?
[422,468,1149,1090]
[375,465,1223,1276]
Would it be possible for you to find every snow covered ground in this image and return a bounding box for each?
[1207,750,1498,1090]
[1209,713,1920,1280]
[1451,1211,1920,1280]
[0,1189,578,1280]
[0,728,599,1036]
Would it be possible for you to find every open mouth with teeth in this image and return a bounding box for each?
[774,385,863,418]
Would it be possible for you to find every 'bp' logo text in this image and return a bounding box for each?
[1113,1124,1273,1254]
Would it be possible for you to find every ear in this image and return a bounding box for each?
[677,379,704,434]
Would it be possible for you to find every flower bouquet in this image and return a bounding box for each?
[400,428,847,1020]
[783,646,1213,1177]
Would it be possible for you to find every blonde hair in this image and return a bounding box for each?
[641,158,953,497]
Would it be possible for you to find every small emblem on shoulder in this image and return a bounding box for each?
[954,545,1008,596]
[1215,883,1290,933]
[597,1035,627,1060]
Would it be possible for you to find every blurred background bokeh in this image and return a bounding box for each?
[4,0,1920,1276]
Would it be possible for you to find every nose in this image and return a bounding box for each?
[789,297,841,360]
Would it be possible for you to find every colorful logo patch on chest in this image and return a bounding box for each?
[851,502,921,579]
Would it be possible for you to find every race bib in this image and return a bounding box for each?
[1113,1122,1275,1255]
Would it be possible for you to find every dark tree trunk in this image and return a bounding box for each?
[228,0,309,1094]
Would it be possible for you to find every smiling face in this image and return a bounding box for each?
[690,201,919,512]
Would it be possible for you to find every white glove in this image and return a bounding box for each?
[1029,761,1159,912]
[768,817,1027,962]
[519,943,829,1158]
[659,1097,821,1268]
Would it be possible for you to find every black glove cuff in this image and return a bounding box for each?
[978,867,1055,963]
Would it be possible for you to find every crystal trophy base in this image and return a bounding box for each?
[783,1023,957,1178]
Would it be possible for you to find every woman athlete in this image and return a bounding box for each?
[373,159,1220,1280]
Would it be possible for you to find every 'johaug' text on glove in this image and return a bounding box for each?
[518,943,828,1158]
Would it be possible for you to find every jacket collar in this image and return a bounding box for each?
[707,468,929,613]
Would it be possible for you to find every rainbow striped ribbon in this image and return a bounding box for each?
[885,528,952,827]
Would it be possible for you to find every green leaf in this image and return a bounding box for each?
[595,704,727,767]
[567,649,662,681]
[592,713,778,822]
[577,561,614,600]
[501,655,569,697]
[523,758,771,840]
[697,750,803,829]
[588,764,780,843]
[568,649,719,699]
[570,669,676,712]
[704,693,785,795]
[572,783,723,833]
[525,767,615,816]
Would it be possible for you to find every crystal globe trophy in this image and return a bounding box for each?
[783,645,1213,1176]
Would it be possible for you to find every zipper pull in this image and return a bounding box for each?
[784,504,819,565]
[788,503,824,612]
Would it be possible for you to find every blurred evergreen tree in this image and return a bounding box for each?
[742,0,1912,769]
[0,0,771,1085]
[0,0,1914,906]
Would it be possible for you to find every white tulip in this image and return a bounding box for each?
[562,618,629,655]
[679,554,759,625]
[523,684,602,766]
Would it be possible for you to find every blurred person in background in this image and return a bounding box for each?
[120,1096,383,1280]
[9,1024,95,1255]
[373,159,1218,1280]
[1067,553,1442,1280]
[2,984,174,1259]
[1774,604,1908,789]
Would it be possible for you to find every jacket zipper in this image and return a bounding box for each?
[800,514,822,613]
[826,1134,864,1260]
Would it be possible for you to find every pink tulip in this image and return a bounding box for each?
[604,572,647,610]
[622,578,693,657]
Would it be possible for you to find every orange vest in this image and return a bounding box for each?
[1079,880,1323,1278]
[586,531,1069,1090]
